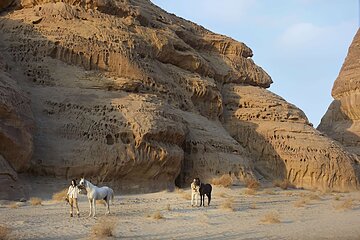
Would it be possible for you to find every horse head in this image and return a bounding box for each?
[79,177,86,189]
[195,178,201,186]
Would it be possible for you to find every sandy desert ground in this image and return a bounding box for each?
[1,182,360,240]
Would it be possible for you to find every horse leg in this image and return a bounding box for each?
[207,193,211,206]
[105,196,110,215]
[88,199,92,217]
[92,198,96,217]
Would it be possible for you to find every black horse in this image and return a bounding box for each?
[195,178,212,207]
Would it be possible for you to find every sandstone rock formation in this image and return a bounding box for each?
[223,85,359,190]
[318,29,360,157]
[0,0,359,198]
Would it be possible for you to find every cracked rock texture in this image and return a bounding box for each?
[0,0,359,198]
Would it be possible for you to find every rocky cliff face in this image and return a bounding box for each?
[0,0,359,198]
[318,30,360,157]
[0,54,33,199]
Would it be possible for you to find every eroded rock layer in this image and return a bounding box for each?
[318,29,360,157]
[0,0,359,198]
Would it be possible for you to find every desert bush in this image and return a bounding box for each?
[273,179,294,190]
[92,217,117,237]
[260,212,281,224]
[52,188,68,202]
[211,175,233,188]
[30,197,42,206]
[220,198,235,211]
[0,225,11,240]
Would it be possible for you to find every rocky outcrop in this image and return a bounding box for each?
[0,0,359,198]
[318,30,360,157]
[223,85,359,191]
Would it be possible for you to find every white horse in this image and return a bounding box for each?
[78,178,114,217]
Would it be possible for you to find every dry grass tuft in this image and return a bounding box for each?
[249,202,257,209]
[52,188,68,202]
[165,204,171,211]
[335,199,354,210]
[220,198,235,211]
[96,200,107,206]
[260,212,281,224]
[216,192,229,198]
[294,199,308,208]
[273,179,294,190]
[0,225,11,240]
[150,211,164,220]
[30,197,42,206]
[8,203,19,209]
[244,188,257,195]
[211,174,233,188]
[307,193,321,201]
[334,195,341,201]
[176,188,192,200]
[245,178,260,190]
[263,189,276,195]
[92,217,117,237]
[181,192,191,200]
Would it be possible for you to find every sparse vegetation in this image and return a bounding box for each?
[334,195,341,201]
[294,199,308,208]
[52,188,68,202]
[335,199,354,210]
[30,197,42,206]
[260,212,281,224]
[220,198,235,211]
[211,174,233,188]
[216,192,229,198]
[0,225,11,240]
[92,217,117,237]
[307,193,321,201]
[245,178,260,190]
[249,202,257,209]
[273,179,294,190]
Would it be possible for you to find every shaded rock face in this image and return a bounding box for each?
[0,55,33,199]
[0,0,358,198]
[318,30,360,157]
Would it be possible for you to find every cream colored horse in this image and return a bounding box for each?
[79,178,114,217]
